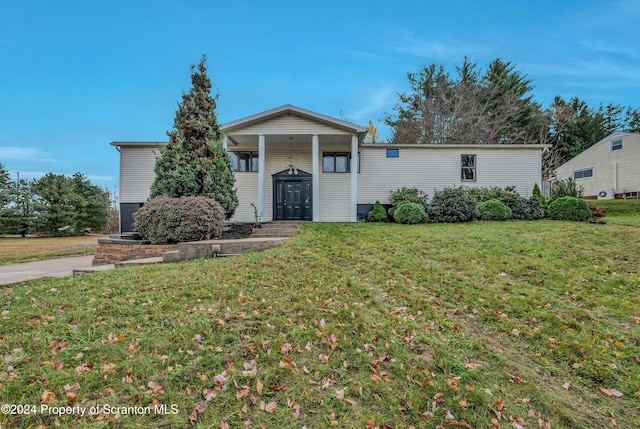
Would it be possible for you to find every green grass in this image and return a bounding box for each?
[1,208,639,428]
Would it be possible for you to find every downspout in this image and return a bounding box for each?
[613,161,617,196]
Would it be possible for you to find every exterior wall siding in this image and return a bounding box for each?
[231,173,259,223]
[120,147,160,203]
[555,134,640,197]
[358,146,542,204]
[230,115,350,135]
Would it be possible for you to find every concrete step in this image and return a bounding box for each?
[115,257,163,268]
[251,227,298,237]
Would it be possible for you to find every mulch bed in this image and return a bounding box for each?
[219,223,255,239]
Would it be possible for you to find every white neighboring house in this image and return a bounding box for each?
[554,132,640,200]
[112,104,548,233]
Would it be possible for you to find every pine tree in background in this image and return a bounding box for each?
[150,55,238,218]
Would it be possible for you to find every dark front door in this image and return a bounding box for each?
[273,170,312,221]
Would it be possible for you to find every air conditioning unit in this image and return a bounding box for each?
[597,189,615,200]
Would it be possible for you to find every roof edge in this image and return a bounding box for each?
[222,104,368,134]
[361,143,550,149]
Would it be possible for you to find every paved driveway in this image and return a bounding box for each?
[0,255,96,285]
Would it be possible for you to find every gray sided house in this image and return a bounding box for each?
[554,132,640,200]
[112,105,547,232]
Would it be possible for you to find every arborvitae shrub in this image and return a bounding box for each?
[393,202,429,224]
[548,196,591,221]
[550,178,584,200]
[367,201,388,222]
[478,199,512,221]
[134,195,226,244]
[428,187,478,223]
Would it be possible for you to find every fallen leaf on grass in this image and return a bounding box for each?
[41,390,56,404]
[148,381,165,394]
[64,383,80,392]
[256,379,264,395]
[562,382,570,390]
[242,360,257,376]
[75,363,93,373]
[260,401,277,413]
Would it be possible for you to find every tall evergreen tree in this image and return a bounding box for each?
[5,178,36,237]
[0,163,11,210]
[32,173,79,235]
[150,55,238,218]
[386,57,547,145]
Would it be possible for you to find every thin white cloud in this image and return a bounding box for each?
[390,31,494,61]
[349,84,396,122]
[340,48,395,62]
[85,175,115,184]
[580,40,639,59]
[0,146,56,162]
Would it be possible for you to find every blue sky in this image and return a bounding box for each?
[1,0,639,190]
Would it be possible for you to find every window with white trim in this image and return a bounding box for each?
[573,168,593,180]
[461,154,476,181]
[229,152,259,172]
[322,152,360,173]
[611,139,623,151]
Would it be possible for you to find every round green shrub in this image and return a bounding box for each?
[478,199,513,221]
[133,195,226,244]
[548,196,591,221]
[367,201,388,222]
[388,187,428,218]
[427,187,478,223]
[393,202,429,224]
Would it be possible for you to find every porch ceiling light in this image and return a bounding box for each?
[285,136,298,175]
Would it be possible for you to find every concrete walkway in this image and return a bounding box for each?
[0,255,105,285]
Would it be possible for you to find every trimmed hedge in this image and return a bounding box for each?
[393,202,429,224]
[548,196,591,221]
[134,195,226,244]
[478,199,512,221]
[428,187,478,223]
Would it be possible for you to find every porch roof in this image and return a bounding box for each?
[222,104,367,134]
[222,104,368,148]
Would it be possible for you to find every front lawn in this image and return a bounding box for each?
[1,212,639,428]
[0,235,104,265]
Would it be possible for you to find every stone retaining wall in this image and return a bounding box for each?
[93,238,177,266]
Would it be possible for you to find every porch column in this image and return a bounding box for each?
[258,135,265,221]
[312,134,320,221]
[223,135,228,150]
[350,134,358,222]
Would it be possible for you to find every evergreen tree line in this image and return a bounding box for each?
[385,57,640,177]
[0,165,114,236]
